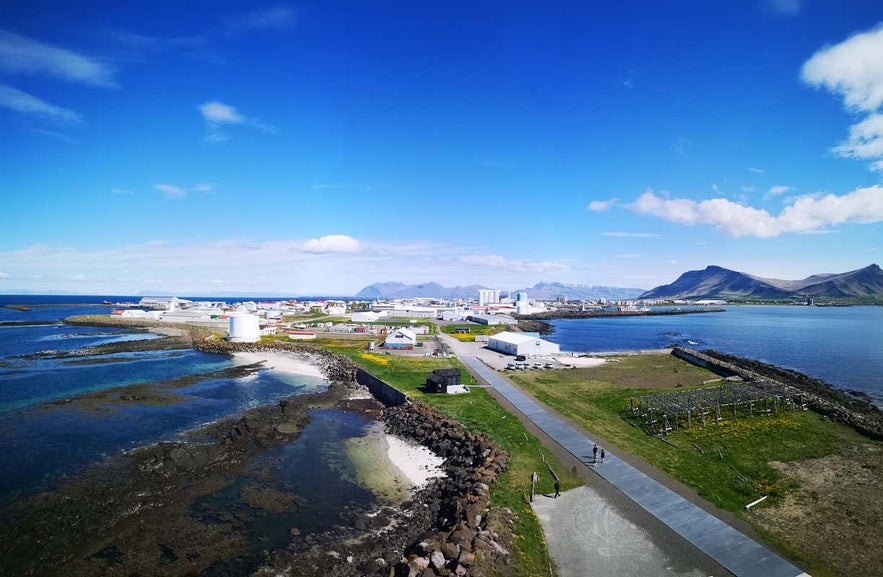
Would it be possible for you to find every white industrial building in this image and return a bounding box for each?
[486,331,560,357]
[138,296,184,310]
[228,314,261,343]
[478,289,501,307]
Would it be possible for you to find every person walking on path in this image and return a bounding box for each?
[600,448,606,463]
[592,444,598,463]
[554,480,560,498]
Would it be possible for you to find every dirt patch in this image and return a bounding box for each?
[750,444,883,577]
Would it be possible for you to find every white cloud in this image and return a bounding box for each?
[200,101,245,124]
[111,188,132,195]
[0,84,81,123]
[154,183,187,199]
[459,254,568,273]
[193,183,213,193]
[630,186,883,237]
[587,199,616,211]
[802,25,883,170]
[0,29,116,87]
[0,272,8,279]
[302,234,361,254]
[833,112,883,167]
[748,167,765,174]
[767,185,791,196]
[742,186,756,193]
[802,25,883,113]
[199,101,275,142]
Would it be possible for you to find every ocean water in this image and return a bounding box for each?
[547,305,883,404]
[0,296,329,503]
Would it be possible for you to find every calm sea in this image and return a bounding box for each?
[547,305,883,405]
[0,295,329,503]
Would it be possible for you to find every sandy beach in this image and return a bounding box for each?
[231,351,328,379]
[386,433,446,486]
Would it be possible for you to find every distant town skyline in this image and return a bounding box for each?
[2,1,882,295]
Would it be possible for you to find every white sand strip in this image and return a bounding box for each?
[386,434,446,487]
[552,355,606,368]
[232,351,327,379]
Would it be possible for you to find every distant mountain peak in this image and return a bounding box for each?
[640,264,883,300]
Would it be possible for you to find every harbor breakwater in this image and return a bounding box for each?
[673,347,883,440]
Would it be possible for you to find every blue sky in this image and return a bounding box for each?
[1,0,882,296]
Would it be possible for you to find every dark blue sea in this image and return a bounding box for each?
[546,305,883,405]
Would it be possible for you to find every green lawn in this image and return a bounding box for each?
[328,342,580,576]
[511,354,869,511]
[510,353,878,575]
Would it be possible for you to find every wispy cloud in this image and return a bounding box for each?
[630,186,883,237]
[459,254,568,273]
[111,188,133,195]
[154,184,187,199]
[0,29,116,87]
[767,185,791,197]
[302,234,361,254]
[748,167,765,174]
[766,0,801,16]
[673,137,692,156]
[601,232,662,238]
[153,183,213,199]
[0,84,81,123]
[587,199,616,211]
[802,24,883,170]
[199,101,275,142]
[228,5,298,32]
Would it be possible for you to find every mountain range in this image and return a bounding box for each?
[353,281,645,300]
[640,264,883,300]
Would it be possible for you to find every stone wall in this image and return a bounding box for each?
[383,402,511,577]
[356,368,409,407]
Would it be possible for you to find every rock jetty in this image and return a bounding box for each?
[674,347,883,440]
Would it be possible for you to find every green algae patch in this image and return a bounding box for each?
[346,423,413,504]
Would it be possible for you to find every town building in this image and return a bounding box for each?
[383,327,417,349]
[486,331,560,357]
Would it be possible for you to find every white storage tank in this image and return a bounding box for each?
[516,291,529,315]
[228,314,261,343]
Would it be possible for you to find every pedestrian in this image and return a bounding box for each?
[600,448,606,463]
[592,444,598,463]
[554,480,560,498]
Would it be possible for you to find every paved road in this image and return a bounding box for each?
[440,334,810,577]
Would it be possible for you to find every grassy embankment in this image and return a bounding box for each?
[440,323,507,342]
[509,353,880,577]
[307,335,581,577]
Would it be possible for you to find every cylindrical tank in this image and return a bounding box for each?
[228,314,261,342]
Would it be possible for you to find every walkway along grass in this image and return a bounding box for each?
[321,339,583,577]
[508,352,883,577]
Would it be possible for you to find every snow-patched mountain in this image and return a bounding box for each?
[354,281,645,300]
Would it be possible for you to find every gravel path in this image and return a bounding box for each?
[532,486,713,577]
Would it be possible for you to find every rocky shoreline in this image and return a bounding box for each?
[1,316,515,577]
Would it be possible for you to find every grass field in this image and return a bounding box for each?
[324,339,581,576]
[440,323,506,342]
[509,353,881,577]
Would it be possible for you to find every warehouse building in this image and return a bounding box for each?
[486,331,560,357]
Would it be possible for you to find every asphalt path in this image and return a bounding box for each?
[437,332,810,577]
